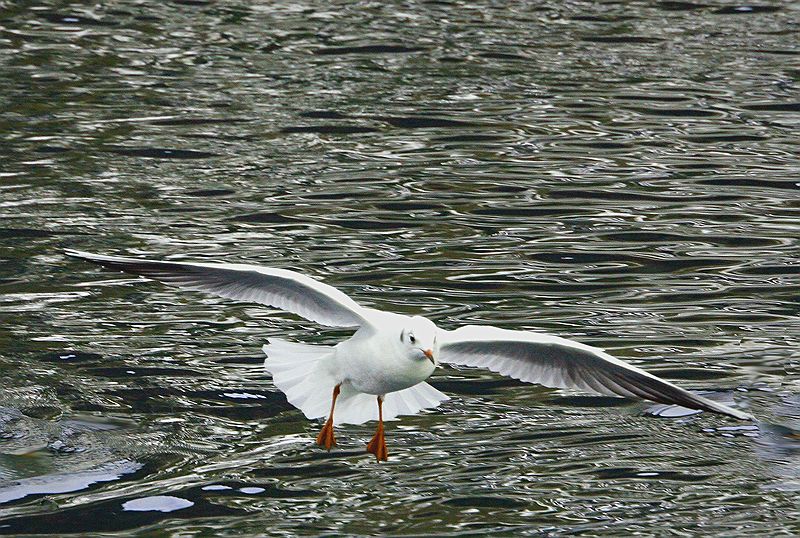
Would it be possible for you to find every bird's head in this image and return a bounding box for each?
[399,315,439,366]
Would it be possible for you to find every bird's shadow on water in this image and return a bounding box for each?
[749,393,800,491]
[643,390,800,491]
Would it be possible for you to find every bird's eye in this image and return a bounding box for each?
[409,334,416,344]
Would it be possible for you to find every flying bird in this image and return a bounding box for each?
[65,249,752,461]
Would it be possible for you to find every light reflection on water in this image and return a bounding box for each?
[1,0,799,535]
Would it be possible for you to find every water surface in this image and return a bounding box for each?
[1,1,799,535]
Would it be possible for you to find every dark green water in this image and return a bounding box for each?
[1,1,799,535]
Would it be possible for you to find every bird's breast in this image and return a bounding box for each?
[333,338,434,395]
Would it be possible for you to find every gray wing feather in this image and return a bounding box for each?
[65,249,368,328]
[438,325,751,420]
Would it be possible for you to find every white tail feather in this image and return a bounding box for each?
[263,339,337,421]
[263,338,449,426]
[333,382,449,425]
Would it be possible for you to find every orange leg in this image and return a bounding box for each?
[366,395,388,462]
[316,384,341,451]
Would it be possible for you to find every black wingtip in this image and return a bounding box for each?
[63,250,143,274]
[64,249,107,263]
[65,249,131,265]
[64,248,88,259]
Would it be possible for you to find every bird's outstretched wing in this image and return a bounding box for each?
[65,249,369,328]
[438,324,751,420]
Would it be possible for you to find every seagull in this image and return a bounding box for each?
[65,249,752,461]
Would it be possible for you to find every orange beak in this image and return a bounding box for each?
[423,349,435,364]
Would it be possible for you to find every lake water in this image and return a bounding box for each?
[1,1,799,535]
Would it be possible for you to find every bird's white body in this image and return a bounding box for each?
[334,312,438,395]
[65,248,753,431]
[334,331,430,395]
[264,311,446,425]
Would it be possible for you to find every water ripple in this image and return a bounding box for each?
[0,0,797,535]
